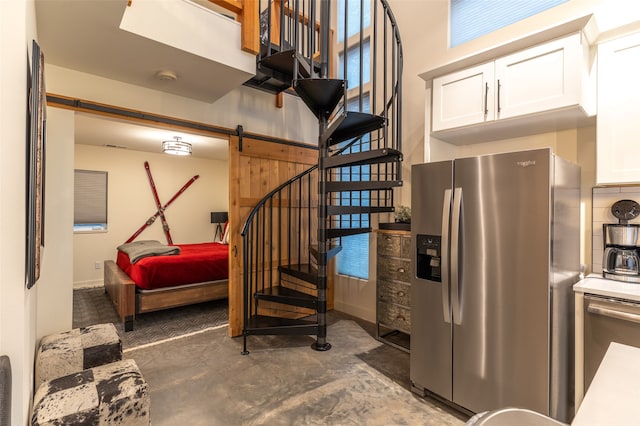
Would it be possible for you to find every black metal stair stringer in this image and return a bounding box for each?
[254,286,318,310]
[327,227,372,239]
[322,111,386,146]
[325,180,402,192]
[326,205,395,215]
[245,316,318,336]
[310,245,342,263]
[260,49,312,80]
[324,148,402,169]
[279,263,318,285]
[294,79,345,119]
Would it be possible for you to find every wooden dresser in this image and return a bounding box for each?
[375,229,411,352]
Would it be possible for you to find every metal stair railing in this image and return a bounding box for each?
[241,0,403,352]
[331,0,403,234]
[258,0,323,81]
[240,166,319,339]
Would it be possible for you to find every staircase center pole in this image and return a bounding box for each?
[311,0,332,352]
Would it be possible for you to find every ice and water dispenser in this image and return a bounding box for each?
[416,234,442,282]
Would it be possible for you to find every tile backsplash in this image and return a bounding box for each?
[592,186,640,273]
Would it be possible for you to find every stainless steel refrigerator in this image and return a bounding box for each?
[410,148,580,423]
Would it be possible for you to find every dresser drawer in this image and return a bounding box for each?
[377,301,411,333]
[401,236,411,259]
[377,257,410,283]
[378,280,411,307]
[377,233,402,257]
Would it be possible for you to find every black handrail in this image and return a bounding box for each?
[240,165,318,237]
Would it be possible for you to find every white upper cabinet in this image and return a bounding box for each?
[596,32,640,185]
[432,62,494,131]
[495,34,582,120]
[430,32,595,144]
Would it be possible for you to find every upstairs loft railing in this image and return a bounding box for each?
[208,0,261,54]
[209,0,333,76]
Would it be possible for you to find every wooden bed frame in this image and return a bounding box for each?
[104,260,228,332]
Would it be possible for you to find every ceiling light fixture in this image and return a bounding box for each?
[162,136,192,156]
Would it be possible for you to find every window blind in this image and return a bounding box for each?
[450,0,568,47]
[335,2,373,280]
[337,95,371,279]
[74,170,108,226]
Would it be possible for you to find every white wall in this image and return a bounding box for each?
[46,65,319,146]
[37,107,75,337]
[74,143,229,288]
[0,0,40,423]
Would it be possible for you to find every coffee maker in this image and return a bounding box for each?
[603,199,640,283]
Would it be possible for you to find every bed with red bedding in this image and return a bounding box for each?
[116,242,229,290]
[104,242,229,331]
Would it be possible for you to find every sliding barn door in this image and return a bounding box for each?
[228,136,333,337]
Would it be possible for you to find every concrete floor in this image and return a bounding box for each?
[126,311,468,425]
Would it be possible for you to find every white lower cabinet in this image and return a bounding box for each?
[596,32,640,185]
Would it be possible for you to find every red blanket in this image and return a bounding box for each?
[116,242,229,290]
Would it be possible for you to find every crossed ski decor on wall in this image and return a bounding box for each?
[125,161,199,244]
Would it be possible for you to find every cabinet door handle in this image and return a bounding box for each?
[497,79,502,113]
[397,291,405,297]
[484,82,489,115]
[397,268,405,273]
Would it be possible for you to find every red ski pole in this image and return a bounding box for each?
[144,161,173,244]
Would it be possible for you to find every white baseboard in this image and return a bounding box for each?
[74,280,104,290]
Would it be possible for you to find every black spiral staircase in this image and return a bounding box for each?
[241,0,403,354]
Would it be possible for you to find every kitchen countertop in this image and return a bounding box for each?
[572,342,640,425]
[573,274,640,302]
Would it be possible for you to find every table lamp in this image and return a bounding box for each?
[210,211,228,241]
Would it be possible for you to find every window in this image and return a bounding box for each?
[336,95,371,279]
[338,41,371,89]
[337,0,371,42]
[450,0,568,47]
[334,0,372,279]
[74,170,108,232]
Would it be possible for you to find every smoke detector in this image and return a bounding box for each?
[155,70,178,81]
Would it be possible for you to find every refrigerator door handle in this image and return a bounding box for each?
[441,189,452,323]
[451,187,463,325]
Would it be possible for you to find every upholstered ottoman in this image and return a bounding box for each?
[31,359,150,425]
[35,323,122,387]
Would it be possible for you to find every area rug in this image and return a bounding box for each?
[72,287,228,350]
